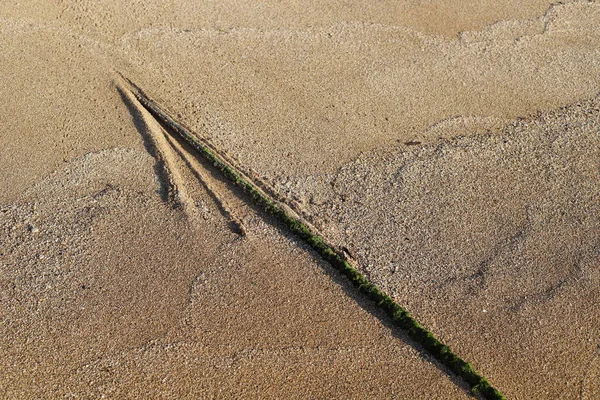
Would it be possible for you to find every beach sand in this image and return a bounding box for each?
[1,1,599,398]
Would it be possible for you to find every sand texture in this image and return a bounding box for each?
[1,1,599,399]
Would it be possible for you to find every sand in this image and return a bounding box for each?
[1,1,599,398]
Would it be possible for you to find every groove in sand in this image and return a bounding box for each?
[117,74,506,400]
[119,83,246,234]
[163,129,247,235]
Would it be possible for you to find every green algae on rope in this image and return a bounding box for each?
[117,74,506,400]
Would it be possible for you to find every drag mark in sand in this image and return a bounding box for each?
[162,129,247,235]
[117,82,246,234]
[117,74,506,400]
[117,84,184,207]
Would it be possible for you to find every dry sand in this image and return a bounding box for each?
[1,1,599,398]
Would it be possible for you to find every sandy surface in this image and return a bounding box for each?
[0,148,467,398]
[1,1,599,398]
[304,96,600,399]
